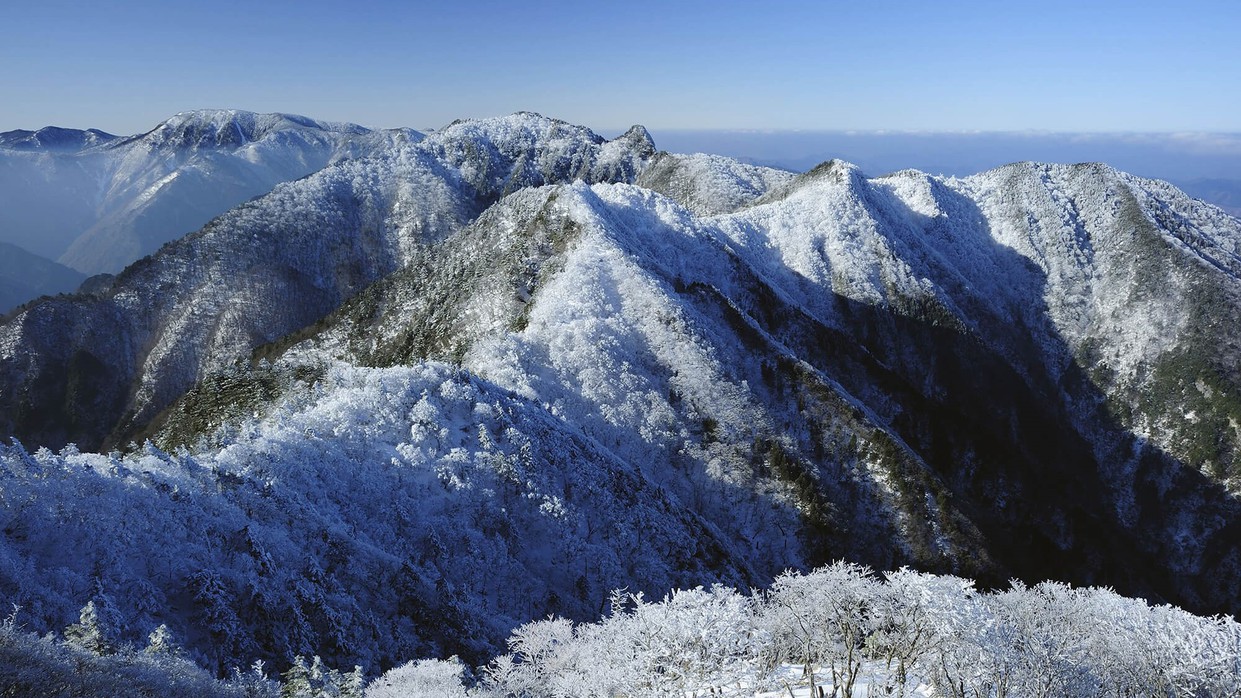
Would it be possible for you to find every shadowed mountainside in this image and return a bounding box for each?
[1,114,1240,676]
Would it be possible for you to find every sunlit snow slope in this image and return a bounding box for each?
[1,113,1240,678]
[0,113,655,450]
[0,110,410,277]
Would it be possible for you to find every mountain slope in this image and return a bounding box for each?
[239,183,985,578]
[0,110,407,273]
[229,158,1241,616]
[0,114,656,451]
[0,242,87,314]
[2,113,1241,679]
[955,162,1241,486]
[0,362,747,673]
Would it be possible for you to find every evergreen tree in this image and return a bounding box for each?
[63,600,111,655]
[339,666,365,698]
[144,623,183,657]
[281,655,313,698]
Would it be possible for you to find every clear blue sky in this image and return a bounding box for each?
[3,0,1239,135]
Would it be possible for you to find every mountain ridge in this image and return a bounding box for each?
[0,125,116,152]
[1,112,1240,679]
[0,113,657,451]
[0,109,410,275]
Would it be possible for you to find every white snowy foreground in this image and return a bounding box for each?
[5,556,1236,696]
[753,665,935,698]
[365,562,1241,698]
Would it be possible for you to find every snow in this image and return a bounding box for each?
[636,151,795,216]
[5,111,1241,693]
[0,359,748,674]
[0,109,404,275]
[369,565,1241,697]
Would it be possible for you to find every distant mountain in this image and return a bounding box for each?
[0,242,87,314]
[1,113,1240,680]
[635,151,795,215]
[0,109,413,274]
[0,126,116,152]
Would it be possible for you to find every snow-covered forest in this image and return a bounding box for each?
[3,562,1238,697]
[4,111,1241,696]
[421,563,1241,697]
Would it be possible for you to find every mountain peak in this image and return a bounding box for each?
[750,157,866,206]
[434,112,604,142]
[613,124,656,158]
[133,109,371,150]
[0,126,116,152]
[803,158,864,182]
[982,159,1121,182]
[420,113,655,200]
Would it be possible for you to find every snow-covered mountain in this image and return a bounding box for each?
[1,112,1240,683]
[0,125,116,152]
[0,113,656,450]
[0,109,412,276]
[251,162,1241,613]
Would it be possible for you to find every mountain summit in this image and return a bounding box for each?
[0,125,116,152]
[129,109,371,150]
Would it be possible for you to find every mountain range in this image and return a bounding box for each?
[0,110,1239,680]
[0,110,415,290]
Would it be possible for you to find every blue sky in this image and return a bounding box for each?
[3,0,1239,135]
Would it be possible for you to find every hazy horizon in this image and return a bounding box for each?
[646,129,1241,176]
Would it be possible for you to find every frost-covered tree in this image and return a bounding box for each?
[277,654,361,698]
[600,585,762,695]
[984,581,1100,697]
[364,657,473,698]
[866,568,982,696]
[146,623,184,657]
[2,604,277,697]
[471,570,1241,697]
[480,585,762,697]
[63,600,112,656]
[233,661,282,698]
[760,561,876,697]
[281,656,313,698]
[485,616,575,697]
[339,666,365,698]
